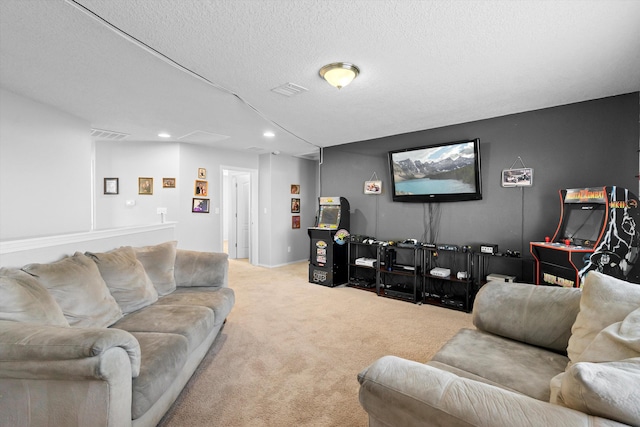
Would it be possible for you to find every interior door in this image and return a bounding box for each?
[235,173,250,259]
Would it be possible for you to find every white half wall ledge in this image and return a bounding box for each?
[0,222,177,267]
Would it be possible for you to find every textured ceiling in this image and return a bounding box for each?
[1,0,639,158]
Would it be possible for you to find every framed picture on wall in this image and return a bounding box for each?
[292,215,301,229]
[364,180,382,195]
[198,168,207,179]
[163,178,176,188]
[192,198,210,213]
[138,177,153,195]
[291,198,300,213]
[195,180,208,196]
[501,168,533,187]
[291,184,300,194]
[104,178,119,195]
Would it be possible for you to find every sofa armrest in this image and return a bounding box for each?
[174,249,228,288]
[358,356,627,427]
[472,281,582,353]
[0,320,141,377]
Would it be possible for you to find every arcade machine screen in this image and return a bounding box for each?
[318,205,341,229]
[559,204,606,247]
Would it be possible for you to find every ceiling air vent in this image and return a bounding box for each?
[178,130,229,144]
[246,146,267,153]
[271,82,308,97]
[90,128,129,140]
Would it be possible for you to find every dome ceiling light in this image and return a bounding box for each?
[319,62,360,89]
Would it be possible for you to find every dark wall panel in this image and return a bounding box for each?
[320,93,639,257]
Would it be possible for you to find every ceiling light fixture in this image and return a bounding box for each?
[158,132,171,138]
[319,62,360,89]
[263,131,275,137]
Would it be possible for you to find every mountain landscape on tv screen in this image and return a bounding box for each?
[393,155,475,185]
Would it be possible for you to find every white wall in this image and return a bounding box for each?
[258,153,318,267]
[0,88,92,240]
[0,90,318,268]
[176,143,259,253]
[94,140,181,229]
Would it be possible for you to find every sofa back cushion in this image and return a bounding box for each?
[133,241,177,296]
[22,252,123,328]
[567,271,640,363]
[0,267,69,326]
[86,246,158,314]
[174,249,228,288]
[473,281,581,353]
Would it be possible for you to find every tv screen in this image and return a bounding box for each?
[317,205,341,228]
[559,204,606,247]
[389,139,482,203]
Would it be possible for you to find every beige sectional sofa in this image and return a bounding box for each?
[0,241,234,427]
[358,271,640,426]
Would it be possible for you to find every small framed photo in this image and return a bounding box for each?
[104,178,119,195]
[291,184,300,194]
[292,215,301,229]
[291,198,300,213]
[198,168,207,179]
[195,180,208,196]
[501,168,533,187]
[163,178,176,188]
[138,177,153,195]
[364,180,382,195]
[192,198,210,213]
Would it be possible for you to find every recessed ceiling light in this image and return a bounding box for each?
[158,132,171,138]
[263,131,275,137]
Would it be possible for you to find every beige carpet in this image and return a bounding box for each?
[158,260,474,427]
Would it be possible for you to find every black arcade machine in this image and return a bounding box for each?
[531,186,640,287]
[308,197,350,287]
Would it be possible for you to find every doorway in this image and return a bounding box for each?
[222,167,258,263]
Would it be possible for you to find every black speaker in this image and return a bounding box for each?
[385,248,396,271]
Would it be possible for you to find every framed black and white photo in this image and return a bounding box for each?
[104,178,119,195]
[501,168,533,187]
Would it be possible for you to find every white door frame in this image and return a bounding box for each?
[221,166,258,264]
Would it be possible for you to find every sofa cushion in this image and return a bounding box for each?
[567,271,640,364]
[22,253,123,328]
[129,332,189,420]
[0,268,69,326]
[174,250,228,287]
[577,307,640,363]
[111,304,214,351]
[473,281,582,354]
[430,328,569,401]
[133,241,177,296]
[154,287,235,327]
[558,358,640,426]
[86,247,158,314]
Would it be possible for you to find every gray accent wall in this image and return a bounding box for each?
[320,93,639,264]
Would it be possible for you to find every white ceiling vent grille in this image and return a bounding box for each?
[90,128,129,140]
[246,146,267,153]
[271,82,308,97]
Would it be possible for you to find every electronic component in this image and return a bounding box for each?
[487,273,516,282]
[480,244,499,254]
[430,267,451,278]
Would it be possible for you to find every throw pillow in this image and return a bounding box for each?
[0,267,69,326]
[558,358,640,426]
[133,241,177,296]
[86,246,158,314]
[567,271,640,363]
[576,307,640,363]
[22,252,123,328]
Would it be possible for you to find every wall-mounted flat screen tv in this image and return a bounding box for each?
[389,139,482,203]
